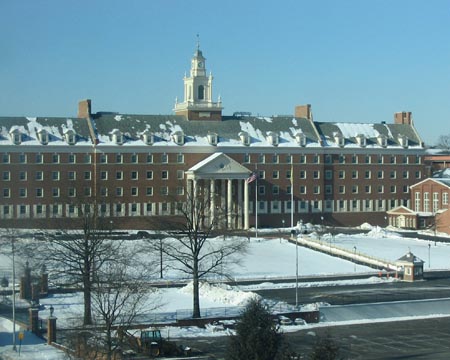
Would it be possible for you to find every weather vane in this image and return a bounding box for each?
[196,33,200,50]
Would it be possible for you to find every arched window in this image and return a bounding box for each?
[198,85,205,100]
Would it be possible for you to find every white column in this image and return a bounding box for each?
[237,179,243,229]
[221,179,226,229]
[227,179,233,229]
[244,179,249,230]
[210,179,215,227]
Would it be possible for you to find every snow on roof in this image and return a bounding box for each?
[335,123,381,138]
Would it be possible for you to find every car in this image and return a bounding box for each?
[278,316,293,325]
[294,318,307,325]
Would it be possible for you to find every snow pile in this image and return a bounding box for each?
[365,226,402,239]
[179,282,260,306]
[359,222,373,230]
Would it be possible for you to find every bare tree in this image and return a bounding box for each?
[437,134,450,152]
[147,187,248,318]
[37,205,123,326]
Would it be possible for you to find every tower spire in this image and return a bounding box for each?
[196,34,200,51]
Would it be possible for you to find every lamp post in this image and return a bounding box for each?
[428,243,431,269]
[353,246,357,272]
[295,220,302,309]
[12,234,17,352]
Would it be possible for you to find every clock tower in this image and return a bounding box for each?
[174,42,223,121]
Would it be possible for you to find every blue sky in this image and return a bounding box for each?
[1,0,449,146]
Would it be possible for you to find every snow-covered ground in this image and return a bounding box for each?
[2,225,450,359]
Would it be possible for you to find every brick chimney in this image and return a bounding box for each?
[394,111,412,125]
[78,99,92,118]
[295,104,312,120]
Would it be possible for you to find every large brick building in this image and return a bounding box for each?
[0,46,427,230]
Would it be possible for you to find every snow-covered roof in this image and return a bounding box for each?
[0,113,424,149]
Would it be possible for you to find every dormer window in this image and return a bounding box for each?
[295,132,306,147]
[141,129,154,145]
[377,134,387,148]
[9,127,22,145]
[207,132,218,146]
[334,132,344,147]
[172,131,184,145]
[356,134,366,147]
[110,129,123,145]
[239,131,251,146]
[267,131,279,146]
[63,129,77,145]
[398,134,409,148]
[37,129,49,145]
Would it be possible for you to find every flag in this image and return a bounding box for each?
[246,172,257,184]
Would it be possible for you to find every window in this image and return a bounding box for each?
[52,188,60,197]
[365,170,371,179]
[146,171,153,180]
[377,171,384,179]
[338,170,345,179]
[433,192,439,213]
[116,154,123,163]
[339,185,345,194]
[365,185,371,193]
[403,171,409,179]
[146,154,153,163]
[286,170,291,179]
[299,155,306,164]
[36,188,43,197]
[100,171,107,180]
[84,171,91,180]
[146,203,153,212]
[365,155,371,164]
[325,170,332,180]
[313,154,320,164]
[162,170,169,180]
[300,186,306,194]
[68,171,76,181]
[286,155,292,163]
[2,172,10,181]
[19,205,26,215]
[313,185,320,194]
[19,154,27,163]
[100,187,107,196]
[390,171,396,179]
[378,185,384,194]
[258,170,265,179]
[116,187,123,196]
[19,171,27,181]
[324,154,332,164]
[52,154,60,163]
[272,185,280,195]
[390,155,396,164]
[351,154,358,164]
[416,171,421,179]
[68,154,76,163]
[131,154,138,163]
[100,154,107,163]
[146,187,153,196]
[414,192,421,212]
[131,187,138,196]
[83,154,91,164]
[177,170,184,179]
[403,185,409,193]
[161,154,168,163]
[244,154,250,163]
[84,187,91,196]
[352,185,358,194]
[272,154,278,163]
[160,186,169,196]
[258,154,265,163]
[351,170,358,179]
[402,156,408,164]
[116,204,123,213]
[272,171,279,179]
[339,155,345,164]
[2,154,10,163]
[116,171,123,180]
[313,170,320,179]
[443,193,449,206]
[325,185,332,195]
[177,153,184,163]
[68,188,76,197]
[131,171,138,180]
[52,171,60,181]
[3,188,10,198]
[36,171,43,181]
[287,185,292,195]
[35,154,43,163]
[19,188,27,197]
[377,155,383,164]
[258,186,265,195]
[300,170,306,179]
[177,186,184,195]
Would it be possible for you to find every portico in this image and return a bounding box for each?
[185,153,252,230]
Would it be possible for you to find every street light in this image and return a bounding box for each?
[428,243,431,269]
[353,246,357,272]
[11,234,17,352]
[295,220,302,310]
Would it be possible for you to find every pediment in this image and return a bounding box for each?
[186,152,251,180]
[387,206,416,215]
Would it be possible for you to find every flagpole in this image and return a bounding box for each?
[291,161,294,228]
[255,164,258,238]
